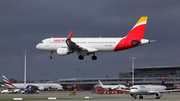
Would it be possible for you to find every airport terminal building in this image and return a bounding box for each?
[55,65,180,90]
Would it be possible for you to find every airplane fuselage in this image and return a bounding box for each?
[36,38,149,53]
[130,85,166,95]
[6,83,63,90]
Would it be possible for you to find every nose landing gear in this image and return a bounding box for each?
[49,52,53,59]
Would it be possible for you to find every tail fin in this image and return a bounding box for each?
[160,73,165,86]
[114,16,148,51]
[126,81,132,87]
[25,85,30,90]
[98,80,103,87]
[2,75,17,88]
[125,16,148,41]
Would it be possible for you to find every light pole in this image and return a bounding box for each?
[23,50,28,88]
[130,57,135,86]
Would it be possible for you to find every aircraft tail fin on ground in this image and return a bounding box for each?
[161,73,165,86]
[98,80,103,87]
[126,81,132,87]
[2,75,17,88]
[125,16,148,41]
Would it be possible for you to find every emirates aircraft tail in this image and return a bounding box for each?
[2,75,17,88]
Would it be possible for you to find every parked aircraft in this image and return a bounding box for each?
[1,85,39,94]
[123,74,179,99]
[36,16,152,60]
[98,80,126,90]
[2,75,63,91]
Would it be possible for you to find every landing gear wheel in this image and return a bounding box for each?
[49,56,52,59]
[49,52,53,59]
[134,96,137,99]
[156,97,160,99]
[91,56,97,60]
[78,55,84,60]
[139,95,143,99]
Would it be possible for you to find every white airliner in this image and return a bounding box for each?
[98,80,126,90]
[2,75,63,91]
[124,74,179,99]
[36,16,152,60]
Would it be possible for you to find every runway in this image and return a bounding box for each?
[0,91,180,101]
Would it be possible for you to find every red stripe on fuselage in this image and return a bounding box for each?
[114,38,140,51]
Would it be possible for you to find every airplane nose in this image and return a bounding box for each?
[36,44,40,49]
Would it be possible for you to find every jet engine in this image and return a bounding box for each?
[57,48,69,56]
[155,92,162,97]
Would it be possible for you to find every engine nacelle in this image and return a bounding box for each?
[38,86,44,90]
[156,92,162,97]
[57,48,69,56]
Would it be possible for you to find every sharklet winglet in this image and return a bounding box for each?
[68,30,74,39]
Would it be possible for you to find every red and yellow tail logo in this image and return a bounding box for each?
[114,16,148,51]
[126,16,148,41]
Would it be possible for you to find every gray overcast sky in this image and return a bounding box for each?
[0,0,180,81]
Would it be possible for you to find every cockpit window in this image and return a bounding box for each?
[40,41,43,43]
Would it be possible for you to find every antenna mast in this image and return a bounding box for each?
[23,50,28,88]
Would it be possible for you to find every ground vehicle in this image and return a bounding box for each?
[69,92,76,95]
[24,85,39,94]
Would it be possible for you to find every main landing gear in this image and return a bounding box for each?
[78,55,84,60]
[133,95,143,99]
[139,95,143,99]
[91,55,97,60]
[156,97,160,99]
[48,52,53,59]
[78,54,97,60]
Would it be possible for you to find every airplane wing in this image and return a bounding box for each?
[160,89,180,93]
[148,89,180,94]
[66,30,98,54]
